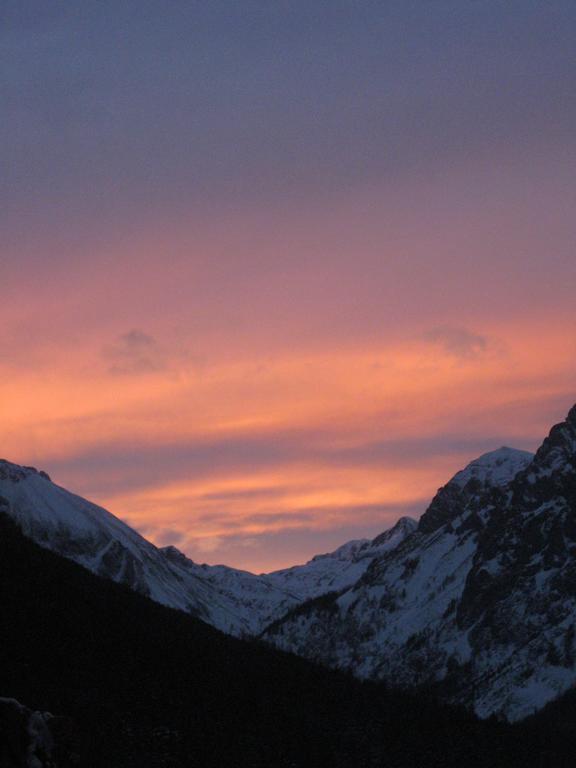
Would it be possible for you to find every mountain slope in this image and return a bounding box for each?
[0,459,413,637]
[0,459,291,635]
[0,510,552,768]
[262,417,576,722]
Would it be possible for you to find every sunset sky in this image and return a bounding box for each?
[2,1,575,571]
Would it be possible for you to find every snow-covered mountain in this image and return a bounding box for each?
[264,407,576,721]
[3,403,575,722]
[0,458,412,636]
[264,516,417,600]
[0,459,292,635]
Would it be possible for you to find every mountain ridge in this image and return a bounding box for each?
[263,405,576,721]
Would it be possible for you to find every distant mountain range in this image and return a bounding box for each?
[1,403,574,727]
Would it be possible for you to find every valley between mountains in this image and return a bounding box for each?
[1,404,575,726]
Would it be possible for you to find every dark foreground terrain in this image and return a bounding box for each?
[0,513,574,768]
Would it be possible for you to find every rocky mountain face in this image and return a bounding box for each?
[0,459,413,637]
[264,406,576,721]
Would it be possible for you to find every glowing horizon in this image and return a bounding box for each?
[3,317,574,571]
[3,1,575,570]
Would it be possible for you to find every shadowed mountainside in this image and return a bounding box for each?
[1,511,575,768]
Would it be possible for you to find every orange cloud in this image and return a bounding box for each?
[1,311,573,570]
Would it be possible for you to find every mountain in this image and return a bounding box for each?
[0,509,555,768]
[263,516,417,599]
[0,458,413,637]
[0,458,283,636]
[3,404,575,724]
[263,407,576,721]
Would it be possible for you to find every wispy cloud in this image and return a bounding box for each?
[102,329,165,375]
[101,328,199,377]
[423,326,488,359]
[2,319,573,571]
[39,426,520,498]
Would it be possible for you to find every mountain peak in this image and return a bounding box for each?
[542,404,576,445]
[418,446,533,534]
[450,446,534,489]
[523,403,576,483]
[0,459,51,483]
[160,544,196,567]
[394,516,419,535]
[371,516,417,546]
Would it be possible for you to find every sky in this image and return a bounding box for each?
[2,0,575,572]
